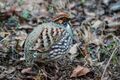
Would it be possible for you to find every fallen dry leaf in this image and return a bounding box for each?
[21,67,37,76]
[69,43,79,60]
[70,65,90,77]
[4,67,16,74]
[21,67,32,74]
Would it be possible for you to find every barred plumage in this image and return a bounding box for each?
[24,22,73,66]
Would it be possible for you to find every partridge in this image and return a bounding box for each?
[24,13,74,66]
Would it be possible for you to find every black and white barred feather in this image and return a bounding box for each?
[24,22,73,66]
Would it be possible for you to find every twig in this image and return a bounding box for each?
[41,69,53,79]
[0,34,10,43]
[101,46,118,80]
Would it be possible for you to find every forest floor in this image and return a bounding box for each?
[0,0,120,80]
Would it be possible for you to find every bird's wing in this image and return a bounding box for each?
[24,22,66,61]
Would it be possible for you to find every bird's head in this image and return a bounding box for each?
[52,12,73,38]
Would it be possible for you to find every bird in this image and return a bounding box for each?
[24,12,74,66]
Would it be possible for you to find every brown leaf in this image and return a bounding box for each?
[21,68,32,74]
[21,67,37,75]
[70,65,90,77]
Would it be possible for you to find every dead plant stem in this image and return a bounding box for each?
[101,46,118,80]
